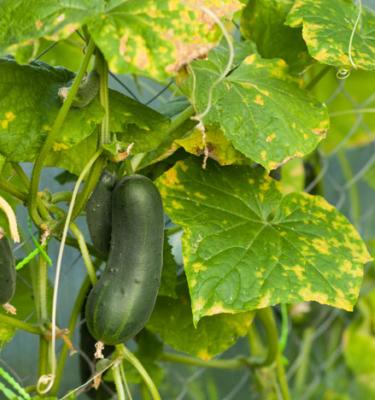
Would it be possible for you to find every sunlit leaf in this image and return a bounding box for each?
[157,157,372,322]
[286,0,375,71]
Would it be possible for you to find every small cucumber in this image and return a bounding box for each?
[85,175,164,345]
[86,170,117,258]
[0,233,16,305]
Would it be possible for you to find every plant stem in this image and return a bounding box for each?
[279,304,289,352]
[117,345,161,400]
[112,363,126,400]
[160,352,249,369]
[38,256,50,377]
[29,38,96,227]
[51,192,72,203]
[71,155,105,220]
[305,65,331,91]
[51,275,92,395]
[97,52,110,145]
[337,150,360,228]
[251,308,279,368]
[276,352,291,400]
[64,235,103,260]
[0,314,42,335]
[0,180,27,202]
[70,223,97,285]
[293,327,314,397]
[11,162,30,189]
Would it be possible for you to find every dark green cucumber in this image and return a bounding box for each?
[86,170,117,258]
[85,175,164,345]
[0,233,16,304]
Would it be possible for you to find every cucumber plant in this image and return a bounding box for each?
[0,1,374,399]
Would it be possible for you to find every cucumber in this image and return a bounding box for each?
[85,175,164,345]
[86,170,117,258]
[0,233,16,305]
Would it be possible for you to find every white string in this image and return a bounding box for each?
[37,150,102,394]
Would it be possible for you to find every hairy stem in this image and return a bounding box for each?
[29,38,96,227]
[97,51,110,145]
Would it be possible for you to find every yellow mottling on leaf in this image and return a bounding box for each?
[192,262,207,273]
[254,95,264,105]
[244,54,257,65]
[266,133,276,142]
[171,200,184,210]
[55,14,65,24]
[205,302,232,316]
[163,168,180,186]
[179,162,189,172]
[195,192,207,200]
[193,297,206,313]
[249,178,255,184]
[35,20,43,30]
[256,291,272,308]
[315,48,329,62]
[299,286,328,305]
[1,111,16,129]
[53,143,69,151]
[197,349,212,361]
[260,150,267,160]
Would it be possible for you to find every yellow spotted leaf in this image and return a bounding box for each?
[157,158,372,323]
[286,0,375,71]
[148,280,254,359]
[179,44,329,171]
[88,0,242,81]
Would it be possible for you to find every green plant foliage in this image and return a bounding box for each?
[148,279,254,359]
[157,157,371,322]
[286,0,375,71]
[240,0,311,74]
[87,0,242,80]
[179,45,329,171]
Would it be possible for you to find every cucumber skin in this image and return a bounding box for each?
[0,235,16,304]
[86,170,117,258]
[85,175,164,345]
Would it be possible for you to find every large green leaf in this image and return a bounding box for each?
[157,158,372,322]
[286,0,375,71]
[148,279,254,359]
[88,0,242,81]
[0,0,102,63]
[179,46,329,171]
[0,58,102,162]
[240,0,310,74]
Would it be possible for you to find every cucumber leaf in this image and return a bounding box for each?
[240,0,311,74]
[286,0,375,71]
[178,45,329,171]
[88,0,242,81]
[157,157,372,323]
[148,279,254,359]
